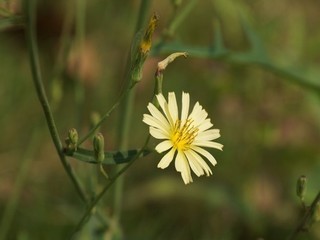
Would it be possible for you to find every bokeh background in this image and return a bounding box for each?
[0,0,319,239]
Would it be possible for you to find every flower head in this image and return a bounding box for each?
[143,92,223,184]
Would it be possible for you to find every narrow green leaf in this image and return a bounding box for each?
[65,147,151,165]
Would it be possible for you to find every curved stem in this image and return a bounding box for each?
[70,137,150,239]
[25,0,86,202]
[287,191,320,240]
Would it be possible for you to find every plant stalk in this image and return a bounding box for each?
[25,0,87,202]
[113,0,152,225]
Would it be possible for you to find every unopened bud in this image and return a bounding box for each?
[65,128,78,152]
[68,128,78,145]
[93,133,105,162]
[296,175,307,201]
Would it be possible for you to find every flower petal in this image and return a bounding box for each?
[188,148,213,175]
[156,93,174,126]
[181,92,190,123]
[143,114,170,135]
[198,119,213,132]
[191,145,218,166]
[147,103,170,128]
[193,140,223,150]
[175,150,192,184]
[149,127,169,139]
[184,150,205,177]
[189,102,208,124]
[157,148,176,169]
[195,129,220,141]
[168,92,178,123]
[155,140,173,153]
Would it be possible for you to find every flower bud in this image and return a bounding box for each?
[93,133,105,162]
[65,128,78,153]
[296,175,307,201]
[68,128,79,145]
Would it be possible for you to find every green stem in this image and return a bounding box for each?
[74,0,86,129]
[113,0,152,226]
[25,0,87,203]
[70,137,150,239]
[0,129,39,240]
[78,88,130,145]
[287,191,320,240]
[165,0,197,38]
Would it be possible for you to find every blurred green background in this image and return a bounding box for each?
[0,0,320,239]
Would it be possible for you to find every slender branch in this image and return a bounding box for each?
[78,88,130,145]
[287,191,320,240]
[164,0,197,38]
[25,0,87,202]
[0,129,39,240]
[70,137,150,239]
[113,0,152,223]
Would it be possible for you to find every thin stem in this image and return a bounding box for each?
[70,137,150,239]
[165,0,197,38]
[0,129,40,240]
[25,0,87,202]
[287,191,320,240]
[77,88,130,145]
[74,0,86,129]
[113,0,152,226]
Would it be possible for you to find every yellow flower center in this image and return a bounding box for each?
[171,119,198,151]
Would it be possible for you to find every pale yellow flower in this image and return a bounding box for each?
[143,92,223,184]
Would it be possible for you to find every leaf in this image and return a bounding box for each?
[65,147,151,165]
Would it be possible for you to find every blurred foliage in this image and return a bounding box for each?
[0,0,320,239]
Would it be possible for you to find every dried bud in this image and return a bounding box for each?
[157,52,188,74]
[131,13,158,84]
[93,133,105,162]
[153,52,188,96]
[296,175,307,201]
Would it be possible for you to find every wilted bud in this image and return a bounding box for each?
[157,52,188,74]
[296,175,307,201]
[131,13,158,84]
[153,52,188,97]
[93,133,105,162]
